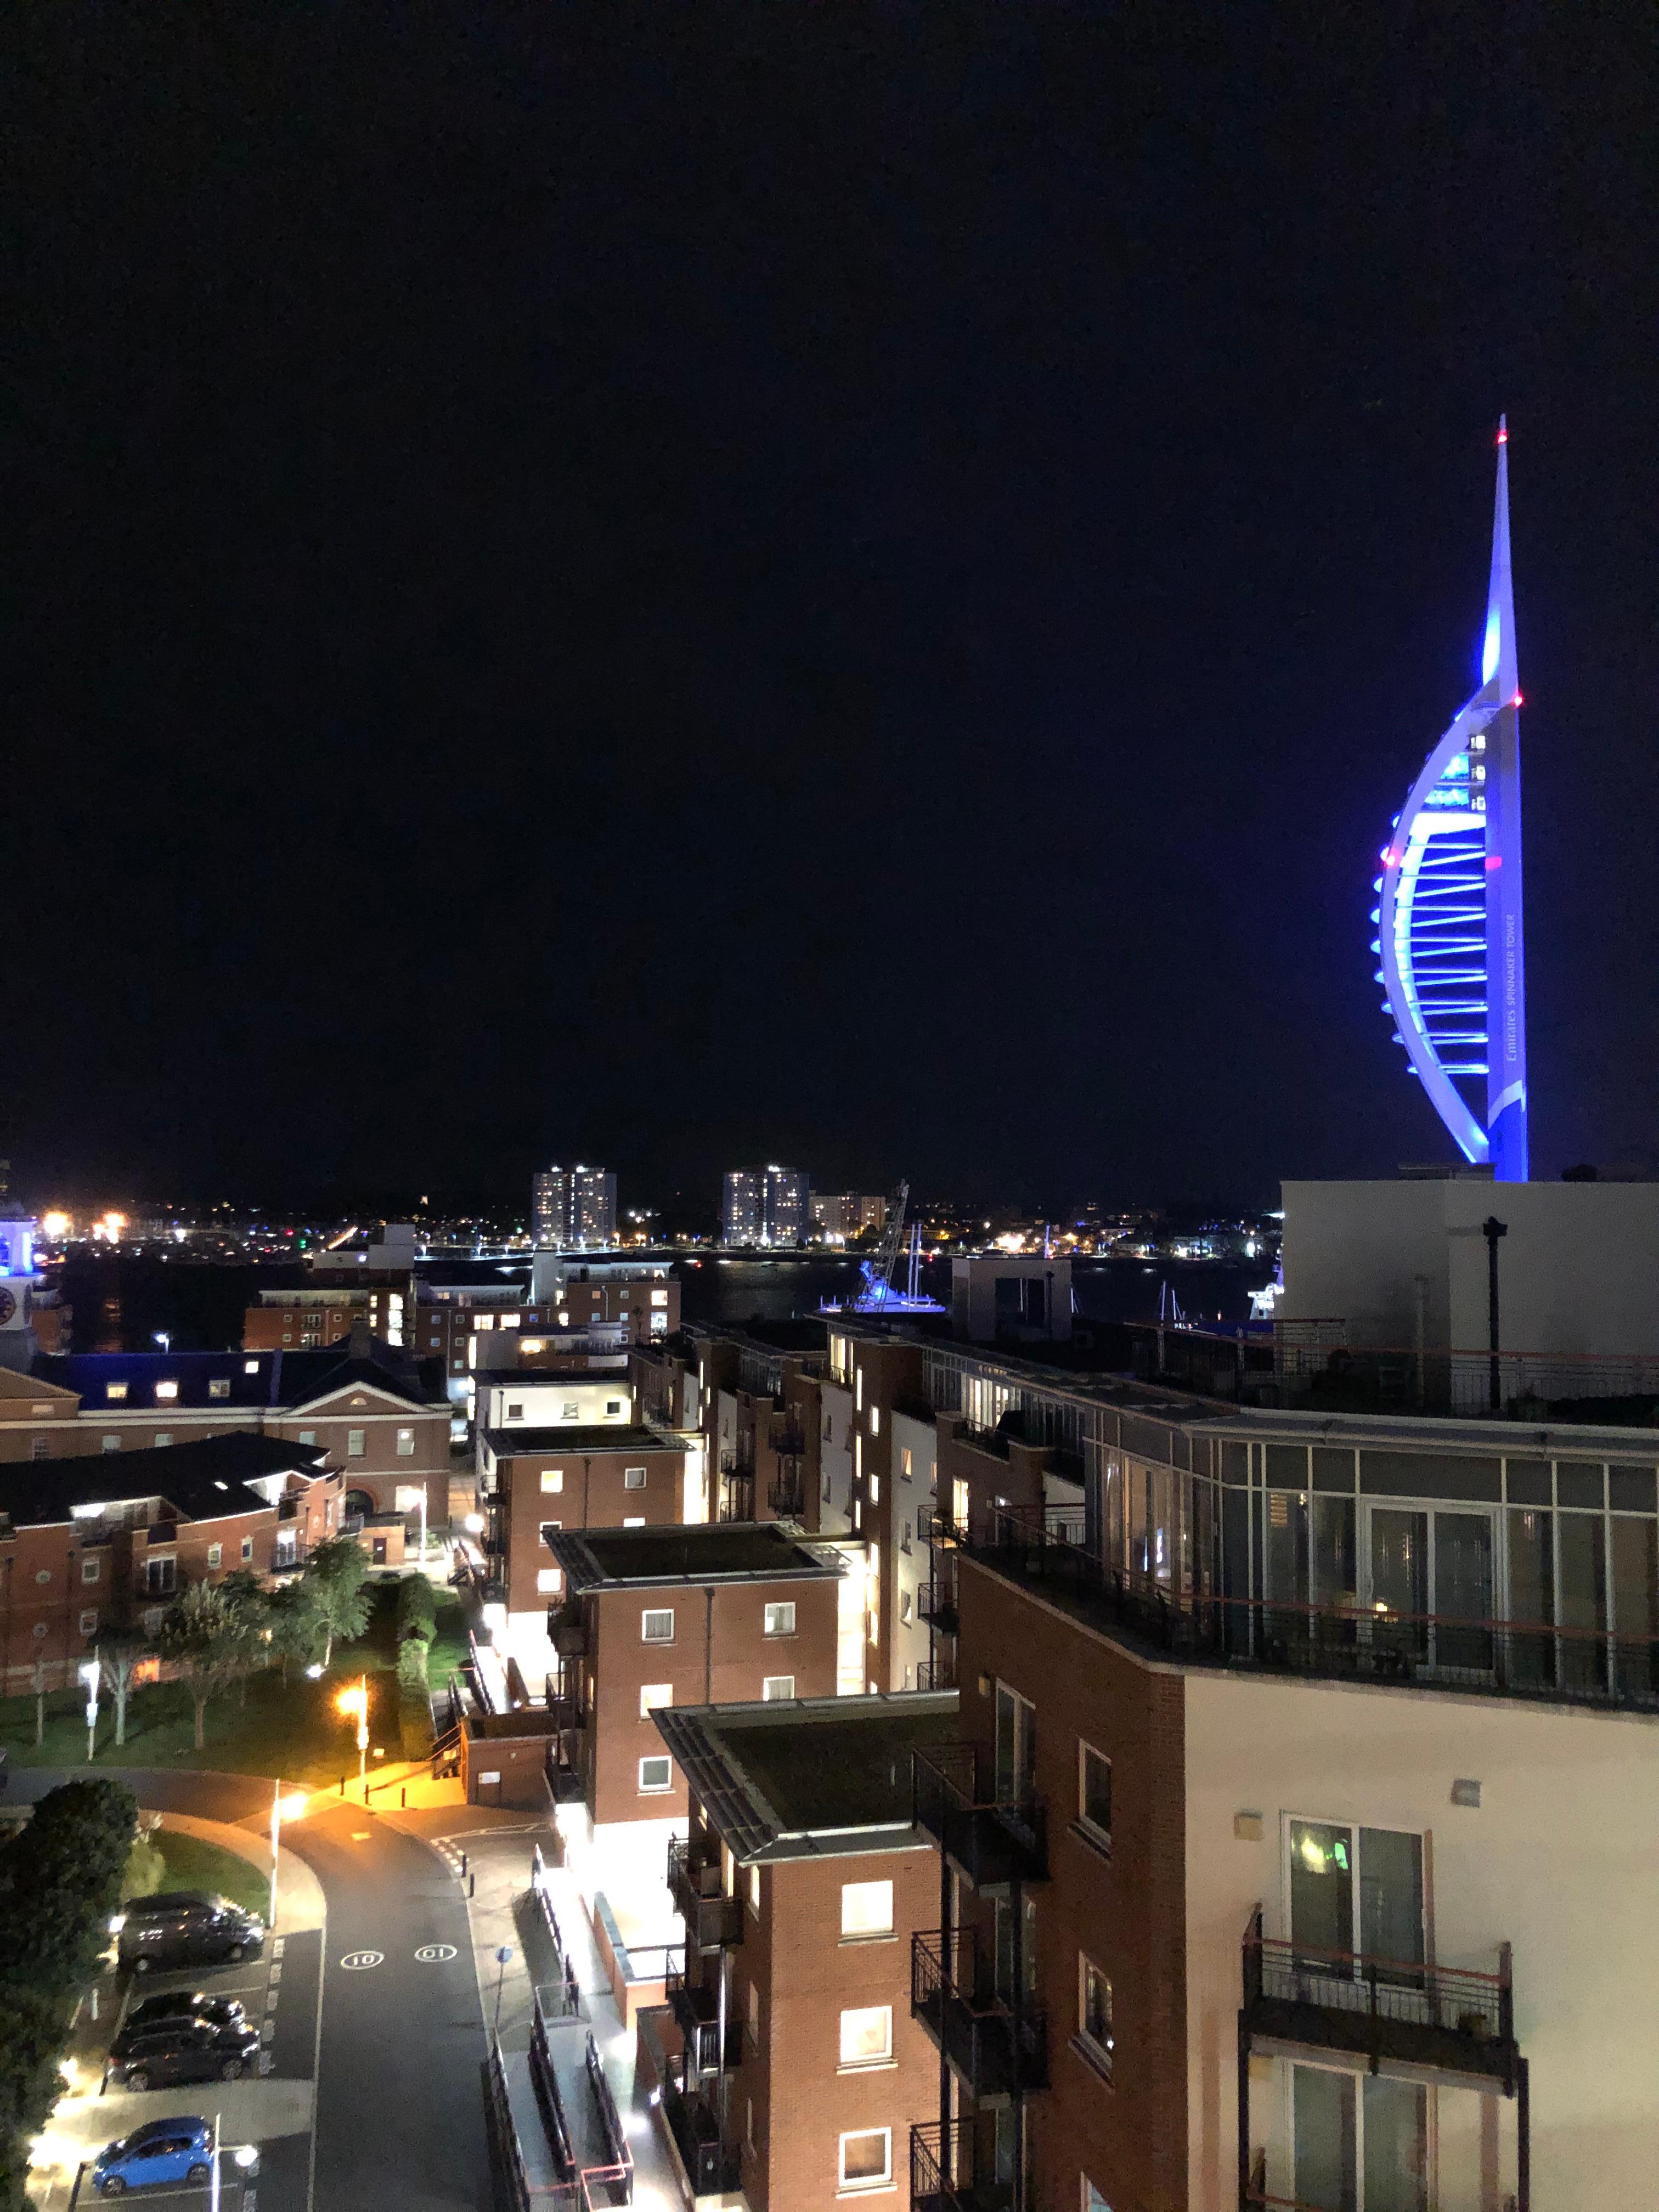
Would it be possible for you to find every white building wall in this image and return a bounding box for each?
[892,1411,937,1688]
[1183,1667,1659,2212]
[819,1383,854,1536]
[1281,1178,1659,1361]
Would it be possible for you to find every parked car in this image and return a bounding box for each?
[91,2117,215,2196]
[105,2014,262,2091]
[116,1892,265,1974]
[114,1991,246,2050]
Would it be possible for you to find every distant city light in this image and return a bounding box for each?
[40,1210,71,1239]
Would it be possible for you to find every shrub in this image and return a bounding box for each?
[396,1573,438,1645]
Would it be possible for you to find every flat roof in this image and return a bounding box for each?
[484,1424,680,1457]
[654,1691,960,1860]
[548,1521,840,1588]
[0,1431,327,1531]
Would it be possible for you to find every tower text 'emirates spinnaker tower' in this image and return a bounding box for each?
[1374,421,1528,1181]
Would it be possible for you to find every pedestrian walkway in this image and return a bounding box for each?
[410,1815,689,2209]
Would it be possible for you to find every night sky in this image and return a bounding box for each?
[9,8,1656,1217]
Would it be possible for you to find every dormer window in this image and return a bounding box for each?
[155,1381,179,1402]
[106,1383,128,1403]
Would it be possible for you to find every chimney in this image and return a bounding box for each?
[348,1313,374,1358]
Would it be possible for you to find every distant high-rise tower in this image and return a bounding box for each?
[1374,420,1528,1180]
[532,1164,616,1248]
[721,1166,811,1246]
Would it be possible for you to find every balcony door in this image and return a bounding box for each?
[1288,1820,1423,1985]
[1365,1505,1494,1675]
[994,1682,1036,1808]
[1293,2064,1427,2212]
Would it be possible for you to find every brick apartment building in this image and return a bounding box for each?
[544,1523,845,1898]
[630,1337,702,1433]
[877,1334,1659,2212]
[480,1422,700,1625]
[0,1430,340,1690]
[7,1345,452,1532]
[645,1690,959,2208]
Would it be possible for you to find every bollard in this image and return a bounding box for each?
[469,1871,475,1898]
[461,1852,468,1877]
[401,1787,407,1808]
[339,1775,346,1796]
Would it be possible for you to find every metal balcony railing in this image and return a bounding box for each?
[976,1501,1659,1714]
[912,1745,1046,1892]
[665,1965,743,2073]
[910,2121,1018,2212]
[925,1510,968,1548]
[766,1466,806,1515]
[918,1578,960,1635]
[667,1836,744,1950]
[912,1929,1046,2096]
[1240,1904,1519,2087]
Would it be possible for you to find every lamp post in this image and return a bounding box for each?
[270,1784,307,1925]
[78,1656,101,1763]
[336,1677,370,1798]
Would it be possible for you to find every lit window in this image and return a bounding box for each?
[762,1675,794,1701]
[155,1381,179,1402]
[899,1591,912,1624]
[640,1683,673,1717]
[650,1289,668,1307]
[855,1370,864,1412]
[838,2005,893,2069]
[1079,1742,1112,1849]
[106,1383,128,1403]
[642,1608,675,1644]
[209,1379,230,1401]
[900,1448,913,1481]
[870,1474,880,1504]
[347,1429,365,1457]
[623,1515,645,1527]
[748,1863,760,1914]
[81,1557,100,1584]
[838,2128,891,2191]
[244,1359,258,1375]
[396,1428,415,1456]
[639,1756,673,1794]
[154,1432,172,1448]
[537,1568,560,1594]
[870,1406,881,1437]
[624,1466,647,1489]
[207,1544,222,1569]
[839,1880,893,1939]
[540,1469,565,1493]
[763,1601,795,1637]
[1077,1954,1114,2078]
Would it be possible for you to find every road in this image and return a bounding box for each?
[14,1769,493,2212]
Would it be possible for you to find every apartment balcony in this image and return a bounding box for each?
[548,1606,586,1657]
[926,1509,968,1548]
[718,1471,755,1523]
[668,1836,744,1950]
[665,1966,743,2073]
[918,1578,960,1636]
[766,1462,806,1516]
[662,2076,741,2197]
[913,1745,1047,1894]
[1240,1905,1521,2089]
[542,1741,584,1807]
[916,1657,957,1692]
[910,2121,1018,2212]
[912,1931,1047,2098]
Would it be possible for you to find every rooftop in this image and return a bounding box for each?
[654,1691,960,1860]
[548,1521,840,1588]
[31,1343,448,1413]
[0,1431,328,1530]
[484,1423,681,1457]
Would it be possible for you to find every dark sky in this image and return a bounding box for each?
[8,5,1656,1218]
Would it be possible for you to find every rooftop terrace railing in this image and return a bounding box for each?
[975,1502,1659,1712]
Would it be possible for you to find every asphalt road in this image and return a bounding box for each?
[16,1769,493,2212]
[287,1799,490,2212]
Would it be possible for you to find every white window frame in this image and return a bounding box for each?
[837,2003,893,2070]
[540,1469,565,1493]
[763,1600,795,1637]
[640,1683,673,1718]
[641,1607,675,1644]
[1078,1740,1112,1852]
[207,1543,222,1569]
[1076,1951,1114,2079]
[837,2126,892,2192]
[396,1427,416,1455]
[623,1466,647,1489]
[81,1556,101,1584]
[536,1568,561,1594]
[839,1878,894,1940]
[347,1428,366,1457]
[638,1754,673,1795]
[761,1675,794,1701]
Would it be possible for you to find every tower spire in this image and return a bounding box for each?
[1482,415,1519,698]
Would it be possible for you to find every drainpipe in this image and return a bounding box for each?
[1482,1217,1508,1413]
[1413,1274,1427,1410]
[704,1585,715,1706]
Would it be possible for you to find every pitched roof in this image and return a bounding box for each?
[0,1431,328,1531]
[31,1341,448,1414]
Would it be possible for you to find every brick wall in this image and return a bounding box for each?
[956,1554,1190,2212]
[501,1444,689,1610]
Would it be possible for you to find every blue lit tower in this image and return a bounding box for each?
[1374,421,1528,1180]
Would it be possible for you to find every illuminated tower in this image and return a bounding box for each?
[1374,420,1528,1180]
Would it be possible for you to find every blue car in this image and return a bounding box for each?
[91,2117,214,2196]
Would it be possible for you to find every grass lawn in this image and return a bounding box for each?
[0,1585,472,1786]
[134,1830,272,1920]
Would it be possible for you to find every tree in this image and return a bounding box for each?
[0,1779,138,1999]
[156,1584,252,1751]
[98,1634,150,1748]
[266,1578,325,1683]
[29,1651,48,1748]
[302,1536,370,1667]
[396,1572,438,1646]
[217,1568,274,1703]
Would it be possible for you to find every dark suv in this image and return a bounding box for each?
[112,1992,246,2057]
[117,1893,266,1974]
[104,2015,262,2091]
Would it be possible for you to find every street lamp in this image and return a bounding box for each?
[78,1657,100,1763]
[269,1785,308,1926]
[153,1331,171,1355]
[336,1677,370,1797]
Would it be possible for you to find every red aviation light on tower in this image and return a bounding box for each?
[1496,424,1509,445]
